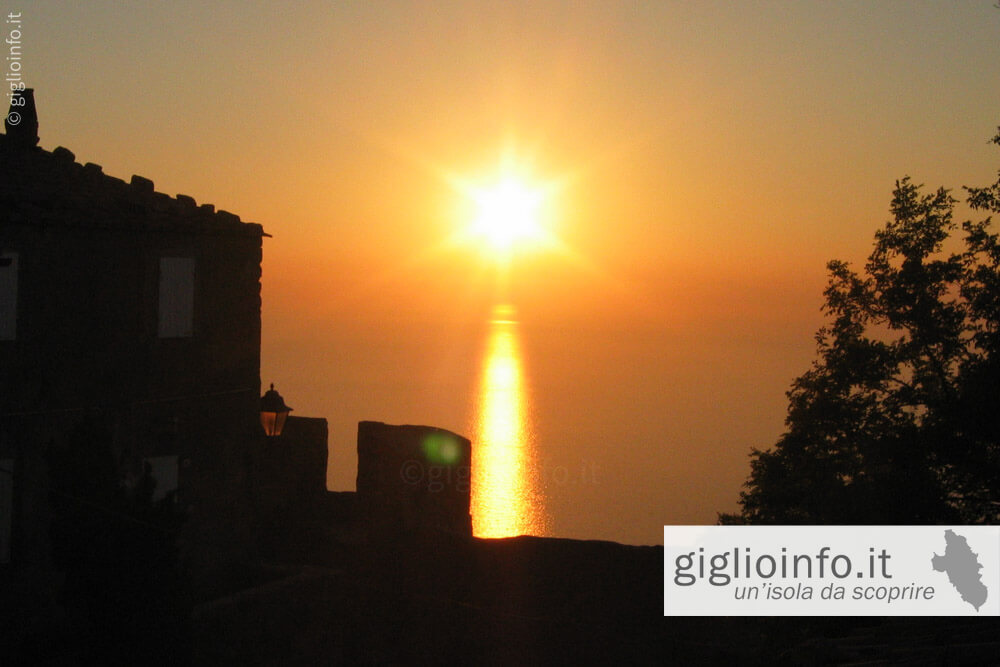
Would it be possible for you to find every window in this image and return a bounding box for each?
[157,257,194,338]
[0,252,17,341]
[144,456,179,503]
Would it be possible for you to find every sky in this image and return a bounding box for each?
[20,1,1000,545]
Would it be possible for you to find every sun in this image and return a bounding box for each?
[441,149,564,259]
[469,176,546,252]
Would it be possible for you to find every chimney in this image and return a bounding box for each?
[5,88,38,148]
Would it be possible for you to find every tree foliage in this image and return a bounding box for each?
[723,128,1000,525]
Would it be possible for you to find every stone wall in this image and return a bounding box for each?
[259,416,328,501]
[256,416,329,531]
[356,421,472,539]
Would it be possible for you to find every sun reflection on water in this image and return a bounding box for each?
[470,305,547,537]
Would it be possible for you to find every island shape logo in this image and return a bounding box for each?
[931,529,989,612]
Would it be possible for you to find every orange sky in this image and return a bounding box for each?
[21,1,1000,544]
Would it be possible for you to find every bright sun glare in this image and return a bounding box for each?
[470,177,546,252]
[444,148,563,258]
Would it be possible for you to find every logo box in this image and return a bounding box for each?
[663,526,1000,616]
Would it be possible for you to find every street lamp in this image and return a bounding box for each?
[260,383,292,437]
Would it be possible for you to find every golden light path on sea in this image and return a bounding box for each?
[470,305,548,538]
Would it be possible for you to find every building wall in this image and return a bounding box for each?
[0,133,264,575]
[357,421,472,538]
[255,416,332,559]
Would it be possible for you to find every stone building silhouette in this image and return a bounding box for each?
[0,89,265,575]
[0,90,472,601]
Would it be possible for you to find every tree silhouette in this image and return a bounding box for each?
[723,128,1000,525]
